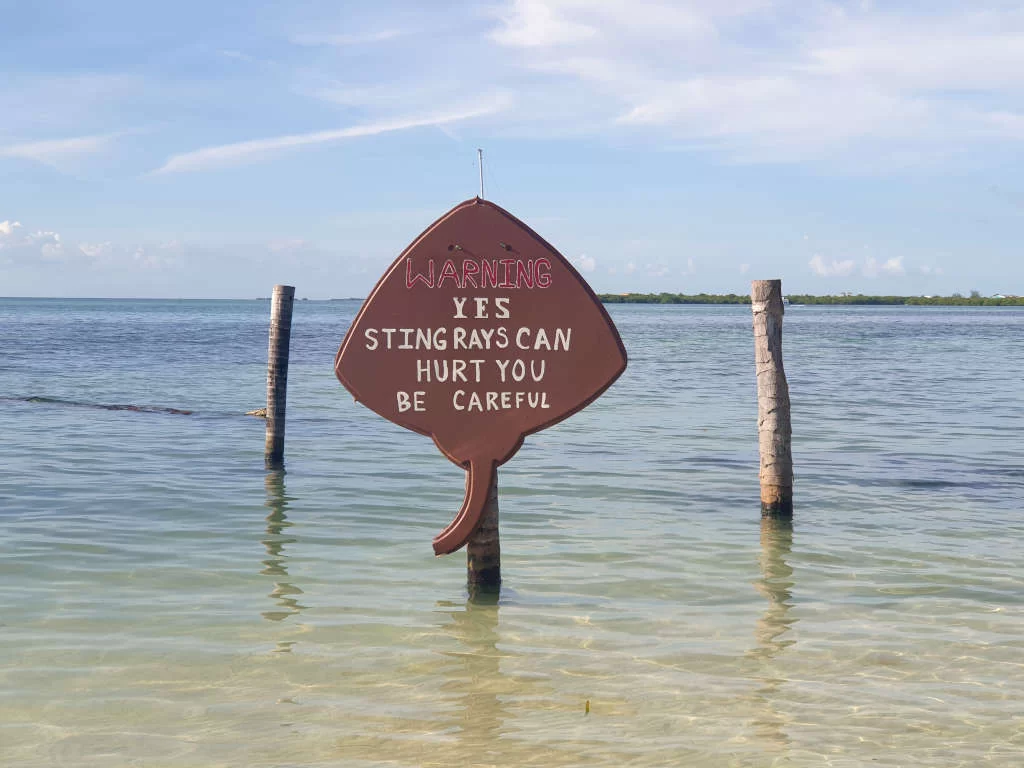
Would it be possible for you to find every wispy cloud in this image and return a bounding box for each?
[863,255,905,278]
[154,97,510,174]
[291,29,406,46]
[490,0,599,48]
[809,254,856,278]
[491,0,721,49]
[575,253,596,273]
[266,238,310,253]
[219,49,257,62]
[0,133,119,169]
[811,253,909,279]
[486,0,1024,166]
[4,3,1023,182]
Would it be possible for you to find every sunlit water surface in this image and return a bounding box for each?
[1,299,1022,767]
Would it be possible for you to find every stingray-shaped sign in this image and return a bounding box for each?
[335,198,627,555]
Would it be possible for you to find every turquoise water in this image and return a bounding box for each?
[1,298,1022,766]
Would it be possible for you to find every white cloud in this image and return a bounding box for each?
[622,74,915,136]
[1,225,64,261]
[883,257,904,276]
[739,263,750,275]
[79,242,113,260]
[3,226,58,248]
[155,97,510,173]
[576,253,596,272]
[863,255,905,277]
[0,220,22,237]
[491,0,729,51]
[624,261,637,274]
[809,254,856,277]
[806,22,1024,92]
[0,220,192,270]
[74,239,183,269]
[78,242,110,257]
[40,237,64,261]
[490,0,599,48]
[811,252,908,278]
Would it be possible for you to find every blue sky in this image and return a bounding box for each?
[2,0,1022,298]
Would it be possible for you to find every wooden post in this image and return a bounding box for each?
[466,472,500,596]
[751,280,793,516]
[265,285,295,469]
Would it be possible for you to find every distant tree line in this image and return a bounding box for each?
[598,292,752,304]
[598,293,1024,306]
[790,294,1024,306]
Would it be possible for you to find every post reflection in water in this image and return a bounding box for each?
[436,596,510,763]
[748,516,797,750]
[261,470,307,637]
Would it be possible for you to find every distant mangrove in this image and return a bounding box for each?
[598,292,1024,306]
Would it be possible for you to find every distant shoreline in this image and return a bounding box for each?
[597,293,1024,307]
[3,294,1023,306]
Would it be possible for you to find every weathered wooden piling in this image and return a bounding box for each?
[466,472,501,595]
[265,285,295,469]
[751,279,793,516]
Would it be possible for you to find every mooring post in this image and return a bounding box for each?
[751,279,793,516]
[265,285,295,470]
[467,472,500,596]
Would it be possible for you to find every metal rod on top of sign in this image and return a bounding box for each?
[471,147,498,596]
[265,284,295,470]
[751,279,793,517]
[478,148,485,199]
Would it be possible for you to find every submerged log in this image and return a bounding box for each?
[14,396,192,415]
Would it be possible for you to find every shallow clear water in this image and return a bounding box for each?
[1,299,1022,767]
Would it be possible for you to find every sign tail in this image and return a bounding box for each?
[432,457,496,556]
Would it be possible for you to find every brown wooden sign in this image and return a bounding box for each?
[335,198,627,555]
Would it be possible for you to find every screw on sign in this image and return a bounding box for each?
[335,197,627,556]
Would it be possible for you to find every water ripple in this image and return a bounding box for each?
[1,300,1022,766]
